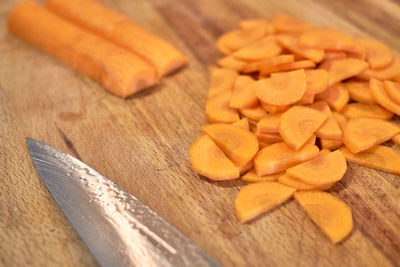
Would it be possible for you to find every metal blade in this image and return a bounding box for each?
[26,138,219,267]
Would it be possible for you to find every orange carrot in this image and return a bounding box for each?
[253,69,306,106]
[342,117,400,153]
[260,102,290,114]
[242,170,282,183]
[315,83,349,112]
[320,139,343,151]
[299,28,356,52]
[232,117,250,131]
[239,104,268,122]
[207,67,238,99]
[189,135,239,180]
[235,181,296,223]
[229,75,258,109]
[384,80,400,104]
[206,91,240,123]
[342,103,393,120]
[239,19,275,31]
[319,58,369,86]
[8,0,157,98]
[345,81,376,104]
[202,123,259,171]
[339,145,400,175]
[233,36,282,62]
[279,105,327,150]
[369,79,400,116]
[332,111,348,131]
[286,150,347,186]
[262,60,316,75]
[242,54,294,73]
[46,0,186,78]
[255,131,283,144]
[306,134,317,145]
[305,69,329,95]
[254,142,319,176]
[297,92,315,105]
[277,34,324,63]
[392,133,400,146]
[309,101,343,141]
[356,39,393,70]
[257,112,283,133]
[271,14,314,35]
[358,58,400,80]
[323,50,347,61]
[217,55,247,71]
[294,191,353,244]
[278,173,335,191]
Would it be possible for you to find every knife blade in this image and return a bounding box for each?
[26,137,219,267]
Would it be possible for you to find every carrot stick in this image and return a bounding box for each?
[255,131,283,144]
[358,58,400,80]
[305,69,329,95]
[345,81,376,104]
[254,142,319,176]
[229,76,258,109]
[242,54,295,73]
[309,101,343,141]
[369,78,400,116]
[320,139,343,151]
[253,69,307,106]
[235,181,296,223]
[278,173,335,191]
[315,83,349,112]
[271,14,314,35]
[206,91,240,123]
[232,36,282,62]
[356,39,393,70]
[279,105,327,150]
[8,0,157,98]
[323,50,347,61]
[299,28,356,52]
[294,191,353,244]
[46,0,186,78]
[384,80,400,104]
[207,68,238,99]
[239,104,268,122]
[257,112,283,133]
[342,117,400,153]
[189,135,239,180]
[319,58,369,86]
[242,170,283,183]
[232,118,250,131]
[277,34,324,63]
[342,103,393,120]
[217,55,247,71]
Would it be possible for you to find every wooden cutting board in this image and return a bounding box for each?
[1,0,399,266]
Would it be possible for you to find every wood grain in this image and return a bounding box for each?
[1,0,400,266]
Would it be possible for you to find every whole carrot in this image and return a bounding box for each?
[8,1,157,97]
[46,0,187,78]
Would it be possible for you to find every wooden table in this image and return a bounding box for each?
[1,0,399,266]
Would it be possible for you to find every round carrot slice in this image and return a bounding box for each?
[319,58,369,86]
[356,39,393,70]
[294,191,353,244]
[278,173,335,191]
[252,69,306,106]
[189,135,239,180]
[370,78,400,116]
[277,34,324,63]
[359,58,400,80]
[239,104,268,122]
[233,36,282,62]
[342,103,393,120]
[305,69,329,95]
[229,75,258,109]
[315,83,349,112]
[345,81,375,104]
[206,91,240,123]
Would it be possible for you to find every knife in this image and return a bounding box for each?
[26,137,219,267]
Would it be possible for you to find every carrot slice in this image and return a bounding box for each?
[255,131,283,144]
[242,55,294,73]
[286,150,347,186]
[202,123,259,170]
[306,134,317,145]
[309,101,342,141]
[239,104,267,122]
[231,117,250,131]
[356,39,393,70]
[271,14,314,35]
[277,35,324,63]
[339,145,400,175]
[189,135,239,180]
[207,68,238,99]
[217,55,246,71]
[239,19,274,31]
[278,173,335,191]
[315,83,349,112]
[358,58,400,80]
[257,112,283,133]
[297,92,315,105]
[294,191,353,243]
[206,91,240,123]
[233,36,282,62]
[323,50,347,61]
[235,181,296,223]
[8,1,157,98]
[299,28,355,52]
[253,69,306,106]
[332,111,348,131]
[260,60,316,75]
[342,103,393,120]
[342,117,400,153]
[392,133,400,145]
[384,80,400,104]
[46,0,186,78]
[320,139,343,151]
[230,75,258,109]
[254,142,319,176]
[260,102,290,114]
[319,58,369,86]
[242,170,283,183]
[279,105,327,150]
[369,78,400,116]
[345,81,375,104]
[305,69,329,95]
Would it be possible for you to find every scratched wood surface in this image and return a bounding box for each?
[1,0,400,266]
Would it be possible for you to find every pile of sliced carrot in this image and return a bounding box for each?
[189,13,400,244]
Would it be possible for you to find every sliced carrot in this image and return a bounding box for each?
[260,60,316,75]
[306,134,317,145]
[242,54,294,73]
[242,170,282,183]
[253,69,306,106]
[257,112,283,133]
[260,102,290,114]
[255,131,283,144]
[342,117,400,153]
[384,80,400,104]
[239,104,267,121]
[254,142,319,176]
[342,103,393,120]
[271,14,314,35]
[319,58,369,86]
[323,50,347,61]
[189,135,239,180]
[320,139,343,151]
[294,191,353,244]
[369,78,400,116]
[299,28,355,52]
[207,68,238,99]
[392,133,400,145]
[217,55,246,71]
[309,101,342,141]
[8,1,157,98]
[233,36,282,62]
[202,123,259,171]
[231,117,250,131]
[286,150,347,186]
[277,34,324,63]
[394,75,400,83]
[258,141,270,149]
[315,83,349,112]
[230,75,258,109]
[345,81,375,104]
[279,105,327,150]
[332,111,348,131]
[358,58,400,80]
[356,39,393,70]
[297,92,315,105]
[340,145,400,175]
[46,0,186,78]
[278,173,335,191]
[305,69,329,95]
[235,181,296,223]
[239,19,274,31]
[206,91,240,123]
